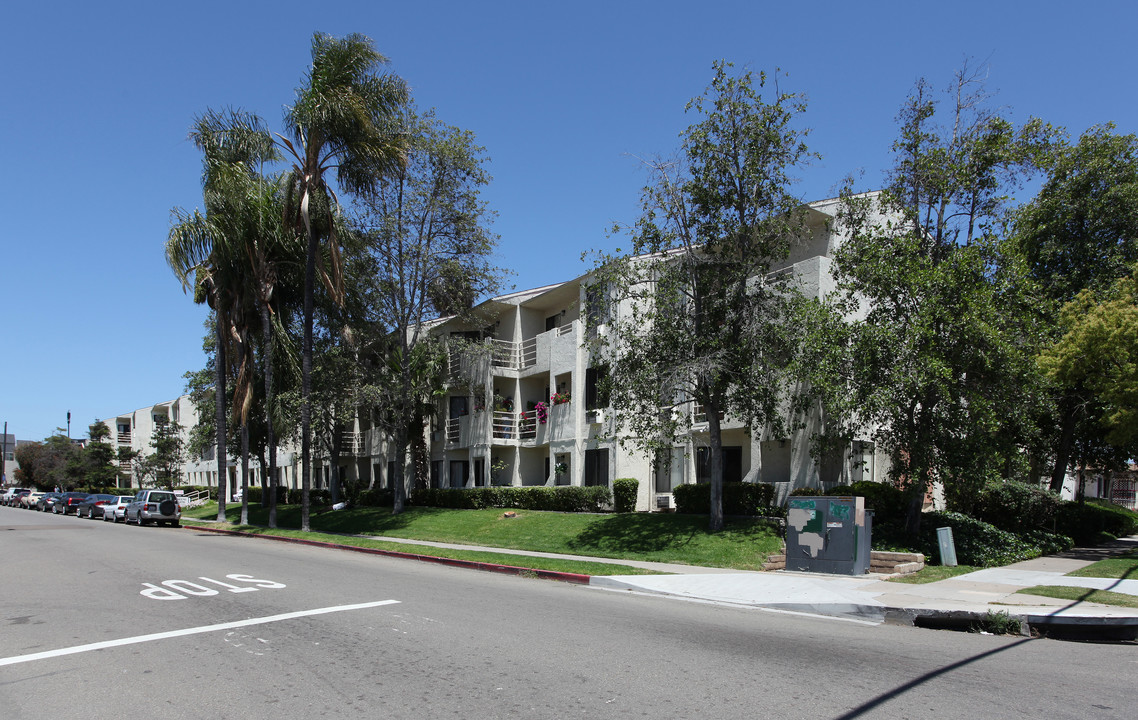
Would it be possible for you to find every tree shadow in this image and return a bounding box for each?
[566,514,773,555]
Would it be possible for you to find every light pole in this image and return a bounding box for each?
[66,411,71,441]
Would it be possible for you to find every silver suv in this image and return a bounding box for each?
[126,490,182,527]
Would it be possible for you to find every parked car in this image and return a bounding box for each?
[52,492,91,515]
[101,496,135,523]
[125,490,181,527]
[76,493,119,519]
[2,488,31,506]
[21,491,46,509]
[37,492,62,511]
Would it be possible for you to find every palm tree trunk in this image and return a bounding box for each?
[261,301,278,529]
[240,423,250,525]
[215,316,228,523]
[301,223,316,533]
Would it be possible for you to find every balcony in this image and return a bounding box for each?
[117,432,132,445]
[491,411,537,442]
[491,337,537,370]
[342,431,365,456]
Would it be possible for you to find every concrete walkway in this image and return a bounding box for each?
[365,532,1138,637]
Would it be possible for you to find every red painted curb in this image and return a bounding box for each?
[187,524,593,585]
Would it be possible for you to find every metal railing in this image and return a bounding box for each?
[490,338,538,370]
[446,418,461,444]
[342,431,365,456]
[491,411,537,440]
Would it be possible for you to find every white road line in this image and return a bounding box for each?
[0,599,400,668]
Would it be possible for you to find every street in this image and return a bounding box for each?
[1,505,1133,719]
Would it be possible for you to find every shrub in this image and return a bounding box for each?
[613,478,638,513]
[1055,501,1138,545]
[410,485,612,513]
[918,511,1041,567]
[970,481,1062,534]
[788,487,821,497]
[356,488,394,507]
[672,482,776,516]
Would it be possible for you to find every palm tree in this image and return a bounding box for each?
[278,32,408,531]
[167,109,278,522]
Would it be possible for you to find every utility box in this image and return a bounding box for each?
[785,496,872,575]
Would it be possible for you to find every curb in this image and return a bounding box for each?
[883,607,1138,641]
[186,523,592,585]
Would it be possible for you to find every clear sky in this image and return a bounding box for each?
[3,0,1136,443]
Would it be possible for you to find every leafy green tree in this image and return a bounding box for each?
[139,419,187,489]
[1039,267,1138,448]
[83,421,117,488]
[591,62,813,532]
[1012,125,1138,490]
[833,65,1055,532]
[13,442,43,488]
[279,32,409,532]
[353,109,501,514]
[32,432,84,490]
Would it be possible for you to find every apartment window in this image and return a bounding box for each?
[696,447,743,483]
[584,448,609,487]
[585,366,609,410]
[387,461,396,489]
[431,461,442,489]
[585,284,610,334]
[449,460,470,488]
[654,448,685,493]
[449,396,469,420]
[474,458,485,487]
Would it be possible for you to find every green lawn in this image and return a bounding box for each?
[1065,550,1138,580]
[1015,585,1138,609]
[183,503,784,571]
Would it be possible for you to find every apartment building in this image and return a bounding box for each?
[404,196,890,510]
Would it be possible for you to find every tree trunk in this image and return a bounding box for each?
[215,317,228,523]
[706,397,724,533]
[1049,399,1076,492]
[392,423,407,515]
[301,226,316,533]
[261,302,278,529]
[240,423,249,525]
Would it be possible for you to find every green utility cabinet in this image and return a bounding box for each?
[785,496,872,575]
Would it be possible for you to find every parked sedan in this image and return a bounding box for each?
[101,496,134,523]
[20,491,46,509]
[76,493,119,519]
[52,492,91,515]
[37,492,62,511]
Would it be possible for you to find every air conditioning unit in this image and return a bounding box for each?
[587,409,605,424]
[656,494,672,509]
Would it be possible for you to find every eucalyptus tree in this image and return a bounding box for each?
[168,108,278,522]
[278,32,409,531]
[591,62,813,532]
[353,109,500,514]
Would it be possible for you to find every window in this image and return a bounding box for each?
[430,461,442,489]
[449,460,469,488]
[584,448,609,487]
[449,396,469,420]
[585,284,610,335]
[585,366,609,410]
[474,458,485,487]
[696,447,743,483]
[387,461,396,489]
[654,448,685,493]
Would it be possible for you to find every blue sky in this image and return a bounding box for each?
[3,0,1136,443]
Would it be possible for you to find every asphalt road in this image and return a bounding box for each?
[1,504,1133,719]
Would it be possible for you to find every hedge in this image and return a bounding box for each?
[918,511,1044,567]
[613,478,638,513]
[672,482,776,516]
[1054,500,1138,545]
[411,485,612,512]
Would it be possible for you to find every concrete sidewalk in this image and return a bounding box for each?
[590,536,1138,638]
[366,532,1138,637]
[190,523,1138,638]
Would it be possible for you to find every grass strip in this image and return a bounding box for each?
[1065,551,1138,580]
[886,564,979,584]
[183,520,663,577]
[184,503,783,570]
[1015,585,1138,609]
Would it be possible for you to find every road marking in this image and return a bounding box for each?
[0,599,400,668]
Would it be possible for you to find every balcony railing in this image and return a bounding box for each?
[117,433,132,445]
[342,431,365,456]
[490,338,537,370]
[491,411,537,440]
[446,418,461,444]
